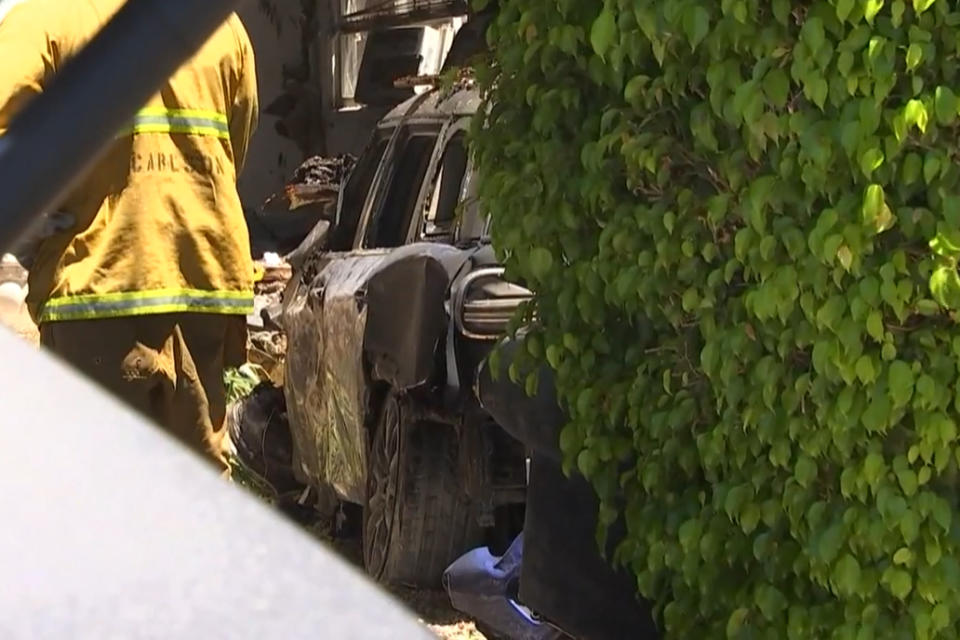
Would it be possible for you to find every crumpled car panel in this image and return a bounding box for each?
[282,242,488,502]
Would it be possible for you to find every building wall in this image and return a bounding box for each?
[236,2,468,205]
[236,3,305,210]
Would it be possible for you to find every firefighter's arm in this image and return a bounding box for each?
[230,27,259,176]
[0,2,60,135]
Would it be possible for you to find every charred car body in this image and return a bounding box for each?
[277,86,532,587]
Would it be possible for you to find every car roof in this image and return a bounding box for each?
[0,328,432,639]
[380,86,480,127]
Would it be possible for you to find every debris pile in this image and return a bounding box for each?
[281,154,355,212]
[247,252,291,385]
[248,154,355,257]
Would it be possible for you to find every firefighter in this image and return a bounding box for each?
[0,0,259,477]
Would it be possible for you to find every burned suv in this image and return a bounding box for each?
[278,86,531,587]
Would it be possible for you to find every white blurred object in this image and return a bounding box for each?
[0,0,27,23]
[0,281,26,304]
[0,253,38,345]
[262,251,283,267]
[0,253,27,284]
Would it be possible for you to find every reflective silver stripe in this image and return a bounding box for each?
[120,109,231,140]
[39,290,253,322]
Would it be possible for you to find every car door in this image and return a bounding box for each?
[355,121,447,250]
[416,118,472,245]
[327,125,397,252]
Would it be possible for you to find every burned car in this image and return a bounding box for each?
[276,85,532,588]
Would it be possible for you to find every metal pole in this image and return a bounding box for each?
[0,0,245,249]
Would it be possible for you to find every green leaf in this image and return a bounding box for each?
[833,554,862,596]
[900,509,919,543]
[862,184,893,232]
[929,265,960,309]
[924,153,941,184]
[690,105,720,151]
[796,456,817,488]
[940,199,960,233]
[867,311,884,341]
[932,604,949,632]
[818,524,845,563]
[755,584,787,620]
[802,17,825,53]
[773,0,790,23]
[683,6,710,51]
[883,567,913,599]
[590,9,617,58]
[529,247,555,282]
[934,87,958,125]
[837,245,853,270]
[577,448,598,477]
[860,148,884,178]
[889,360,915,408]
[906,43,923,71]
[865,0,885,23]
[741,502,761,534]
[837,51,854,76]
[863,394,891,433]
[913,0,936,14]
[864,453,885,485]
[896,467,918,496]
[932,497,952,532]
[836,0,855,21]
[855,356,876,384]
[893,547,914,565]
[763,69,790,109]
[624,75,650,104]
[892,0,906,24]
[905,99,929,134]
[727,608,749,638]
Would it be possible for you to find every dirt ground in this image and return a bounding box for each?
[322,535,490,639]
[226,461,490,640]
[396,587,489,640]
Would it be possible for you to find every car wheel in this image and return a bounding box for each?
[363,391,482,588]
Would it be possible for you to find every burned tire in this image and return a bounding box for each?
[363,391,482,588]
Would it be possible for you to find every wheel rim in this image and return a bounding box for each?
[363,395,401,581]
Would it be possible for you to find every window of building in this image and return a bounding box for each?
[333,10,466,109]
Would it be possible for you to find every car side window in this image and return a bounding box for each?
[454,166,486,243]
[331,131,391,251]
[421,132,468,242]
[363,131,438,249]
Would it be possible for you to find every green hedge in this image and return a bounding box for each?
[472,0,960,636]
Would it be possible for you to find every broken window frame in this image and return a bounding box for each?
[419,128,470,242]
[455,159,485,244]
[359,122,446,249]
[328,127,395,251]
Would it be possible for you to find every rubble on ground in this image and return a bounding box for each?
[247,252,291,385]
